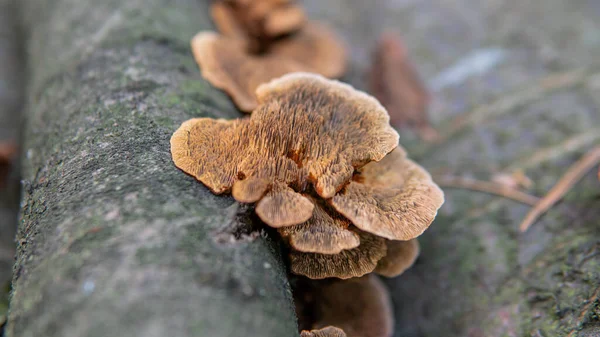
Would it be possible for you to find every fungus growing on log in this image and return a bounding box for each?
[288,230,387,279]
[331,147,444,240]
[278,197,360,254]
[311,275,394,337]
[211,0,306,45]
[191,26,346,112]
[194,0,347,112]
[374,239,420,278]
[301,326,347,337]
[171,73,398,228]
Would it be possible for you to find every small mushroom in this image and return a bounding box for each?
[312,275,394,337]
[192,24,346,112]
[211,0,305,45]
[278,196,359,254]
[191,32,307,112]
[289,230,387,279]
[268,22,346,79]
[301,326,347,337]
[331,147,444,240]
[375,239,419,278]
[171,73,398,227]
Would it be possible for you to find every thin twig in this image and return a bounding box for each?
[434,175,540,206]
[505,128,600,172]
[436,67,595,141]
[519,146,600,232]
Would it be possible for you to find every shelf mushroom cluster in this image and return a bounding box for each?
[191,0,347,112]
[171,73,444,281]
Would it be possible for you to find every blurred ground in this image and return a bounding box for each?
[302,0,600,336]
[0,0,24,317]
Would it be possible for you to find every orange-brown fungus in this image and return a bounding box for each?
[268,22,346,79]
[211,0,305,44]
[369,33,435,141]
[278,196,359,254]
[331,147,444,240]
[191,32,307,112]
[289,230,386,279]
[195,12,346,112]
[171,73,398,228]
[312,275,394,337]
[301,326,347,337]
[375,239,420,278]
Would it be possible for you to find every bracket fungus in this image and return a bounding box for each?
[374,239,420,278]
[331,147,444,240]
[0,142,16,189]
[289,230,387,280]
[310,276,394,337]
[171,73,399,228]
[211,0,306,45]
[278,197,360,255]
[300,326,347,337]
[194,0,347,112]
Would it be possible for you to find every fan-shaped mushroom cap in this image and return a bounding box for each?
[254,181,314,227]
[289,230,386,279]
[301,326,347,337]
[171,73,398,227]
[269,22,347,79]
[331,147,444,240]
[278,197,359,254]
[191,32,307,112]
[375,239,420,278]
[211,0,305,42]
[313,275,394,337]
[191,23,347,112]
[264,5,306,37]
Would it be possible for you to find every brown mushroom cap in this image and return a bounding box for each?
[278,196,359,254]
[191,23,347,112]
[211,0,305,42]
[191,31,307,112]
[301,326,347,337]
[269,22,346,79]
[375,239,420,278]
[263,4,306,37]
[171,73,398,227]
[331,147,444,240]
[289,230,387,279]
[254,181,315,227]
[312,275,394,337]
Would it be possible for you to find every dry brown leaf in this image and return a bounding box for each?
[368,33,436,142]
[0,141,17,189]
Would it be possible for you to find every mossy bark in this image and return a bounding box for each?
[8,1,297,336]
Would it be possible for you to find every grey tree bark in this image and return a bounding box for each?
[7,0,600,337]
[8,0,297,336]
